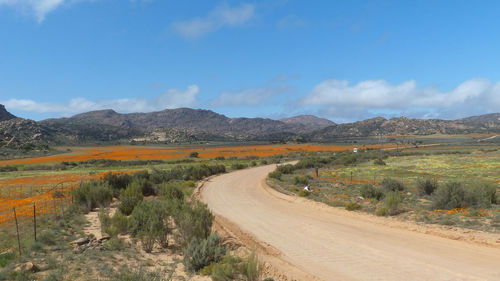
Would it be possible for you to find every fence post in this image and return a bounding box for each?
[61,198,64,217]
[33,203,37,241]
[350,171,353,183]
[53,198,57,218]
[13,208,21,256]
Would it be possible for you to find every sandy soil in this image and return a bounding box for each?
[201,164,500,281]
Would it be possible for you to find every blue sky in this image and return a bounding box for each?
[0,0,499,123]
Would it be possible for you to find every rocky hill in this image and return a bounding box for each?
[280,115,335,129]
[0,118,45,148]
[309,115,500,141]
[460,113,500,127]
[40,108,303,143]
[1,104,499,145]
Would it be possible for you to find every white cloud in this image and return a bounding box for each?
[211,86,289,107]
[2,85,200,116]
[301,78,500,121]
[172,3,255,39]
[0,0,96,22]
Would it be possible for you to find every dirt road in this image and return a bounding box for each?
[201,164,500,281]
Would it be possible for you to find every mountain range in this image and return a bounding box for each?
[0,104,499,147]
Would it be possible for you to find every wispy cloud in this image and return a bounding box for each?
[210,75,294,107]
[300,78,500,121]
[172,3,255,39]
[211,85,289,107]
[0,0,100,22]
[2,85,200,116]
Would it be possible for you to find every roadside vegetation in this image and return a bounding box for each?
[267,144,500,232]
[0,155,280,281]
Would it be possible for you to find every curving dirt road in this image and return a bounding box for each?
[201,164,500,281]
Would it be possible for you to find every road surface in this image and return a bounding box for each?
[201,164,500,281]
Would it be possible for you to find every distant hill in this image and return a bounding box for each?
[460,113,500,126]
[309,115,500,141]
[40,108,302,143]
[280,115,335,129]
[1,104,499,145]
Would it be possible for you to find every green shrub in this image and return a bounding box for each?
[295,157,329,169]
[294,175,311,185]
[189,152,199,158]
[375,206,388,216]
[240,250,262,281]
[28,241,43,253]
[416,177,438,196]
[250,161,257,167]
[384,191,402,215]
[119,182,144,216]
[73,180,113,212]
[432,181,466,210]
[103,172,132,197]
[345,202,362,211]
[276,164,295,174]
[231,163,247,170]
[100,209,128,237]
[99,209,112,235]
[103,237,125,251]
[209,251,262,281]
[337,153,357,166]
[297,190,310,197]
[128,177,155,196]
[374,158,386,165]
[174,201,214,249]
[112,211,129,234]
[260,160,268,165]
[38,229,58,246]
[263,278,275,281]
[129,200,171,252]
[158,182,184,202]
[381,178,405,192]
[360,184,384,200]
[0,252,15,267]
[210,255,241,281]
[215,156,225,160]
[183,180,196,188]
[432,181,497,210]
[268,170,282,180]
[183,234,227,273]
[469,182,497,207]
[183,164,226,180]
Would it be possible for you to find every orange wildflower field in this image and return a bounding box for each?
[0,143,395,166]
[0,143,397,224]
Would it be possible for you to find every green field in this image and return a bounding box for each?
[268,143,500,232]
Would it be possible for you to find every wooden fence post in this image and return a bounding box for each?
[13,208,21,256]
[33,203,37,241]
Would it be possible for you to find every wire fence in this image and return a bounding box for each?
[0,183,75,254]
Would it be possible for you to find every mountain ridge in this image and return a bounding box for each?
[1,104,499,145]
